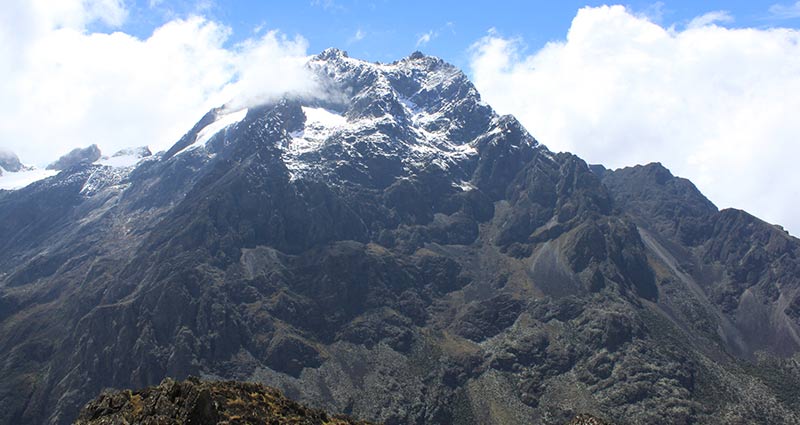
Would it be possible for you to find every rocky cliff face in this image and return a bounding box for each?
[1,49,800,425]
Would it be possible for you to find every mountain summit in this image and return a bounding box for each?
[1,51,799,425]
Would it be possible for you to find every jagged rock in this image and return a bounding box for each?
[0,149,23,172]
[110,146,152,158]
[46,144,102,170]
[602,162,717,245]
[452,294,524,342]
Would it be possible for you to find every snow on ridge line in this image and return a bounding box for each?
[95,154,145,168]
[0,168,59,190]
[178,108,249,155]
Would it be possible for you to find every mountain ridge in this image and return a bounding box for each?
[1,49,799,425]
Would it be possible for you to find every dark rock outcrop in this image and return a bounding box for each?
[0,149,23,172]
[46,144,102,170]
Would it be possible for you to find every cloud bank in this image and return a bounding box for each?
[470,5,800,235]
[0,0,316,167]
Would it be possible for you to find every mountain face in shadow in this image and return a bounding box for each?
[1,49,799,425]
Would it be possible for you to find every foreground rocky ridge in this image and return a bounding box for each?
[75,378,610,425]
[1,49,800,424]
[75,378,373,425]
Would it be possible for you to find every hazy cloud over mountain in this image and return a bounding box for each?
[0,0,316,166]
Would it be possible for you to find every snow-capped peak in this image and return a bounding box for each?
[268,51,499,182]
[158,49,537,188]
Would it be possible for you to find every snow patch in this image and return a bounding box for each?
[95,154,143,168]
[181,108,248,154]
[0,168,59,190]
[284,107,349,177]
[303,106,347,128]
[288,107,347,153]
[454,180,476,192]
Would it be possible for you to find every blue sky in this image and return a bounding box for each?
[115,1,800,68]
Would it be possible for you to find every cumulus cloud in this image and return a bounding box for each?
[687,10,734,28]
[470,5,800,235]
[0,0,317,167]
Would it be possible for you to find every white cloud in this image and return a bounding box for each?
[637,1,666,23]
[687,10,733,29]
[227,32,322,110]
[349,29,366,43]
[416,30,435,47]
[416,31,433,46]
[416,23,455,49]
[34,0,127,29]
[311,0,340,11]
[769,1,800,19]
[470,5,800,235]
[0,0,318,167]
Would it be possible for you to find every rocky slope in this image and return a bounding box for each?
[75,378,373,425]
[567,414,611,425]
[1,49,800,425]
[74,377,609,425]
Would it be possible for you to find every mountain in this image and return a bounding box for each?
[0,146,151,192]
[0,150,59,191]
[1,48,800,425]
